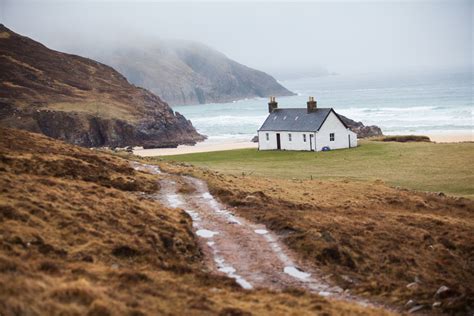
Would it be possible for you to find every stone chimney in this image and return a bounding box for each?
[268,96,278,113]
[307,96,317,113]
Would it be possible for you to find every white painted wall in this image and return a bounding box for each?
[258,131,277,150]
[258,131,314,151]
[315,112,354,151]
[258,111,358,152]
[349,131,358,148]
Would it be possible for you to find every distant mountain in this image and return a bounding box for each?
[91,40,295,105]
[0,25,205,148]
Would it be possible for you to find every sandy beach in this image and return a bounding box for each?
[134,132,472,157]
[134,140,258,157]
[424,132,473,143]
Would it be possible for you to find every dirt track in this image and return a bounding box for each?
[132,162,384,309]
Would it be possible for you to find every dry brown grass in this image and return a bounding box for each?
[159,162,474,315]
[46,101,140,121]
[372,135,431,142]
[0,128,392,315]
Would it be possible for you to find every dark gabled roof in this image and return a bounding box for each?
[258,108,347,132]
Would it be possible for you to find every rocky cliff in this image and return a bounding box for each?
[91,40,294,105]
[339,115,383,138]
[0,25,205,148]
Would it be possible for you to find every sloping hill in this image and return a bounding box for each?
[161,158,474,315]
[93,40,294,105]
[0,127,394,315]
[0,24,205,148]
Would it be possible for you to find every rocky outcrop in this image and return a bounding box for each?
[339,115,383,138]
[0,24,205,148]
[91,40,295,105]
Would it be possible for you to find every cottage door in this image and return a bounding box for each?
[310,134,314,151]
[276,133,281,150]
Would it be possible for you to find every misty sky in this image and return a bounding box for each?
[0,0,472,76]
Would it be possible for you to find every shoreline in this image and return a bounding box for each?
[422,132,473,143]
[381,131,473,143]
[134,132,472,157]
[134,139,258,157]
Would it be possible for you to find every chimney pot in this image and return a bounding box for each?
[307,96,317,113]
[268,96,278,113]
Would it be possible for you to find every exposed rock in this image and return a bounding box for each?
[89,40,295,105]
[405,299,417,308]
[432,301,442,308]
[434,285,453,298]
[408,305,425,313]
[406,282,419,290]
[0,24,206,148]
[339,114,383,138]
[251,135,259,143]
[243,195,260,204]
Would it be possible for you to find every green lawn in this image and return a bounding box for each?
[161,141,474,198]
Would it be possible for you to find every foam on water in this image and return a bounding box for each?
[173,71,472,139]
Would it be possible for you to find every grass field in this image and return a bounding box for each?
[162,140,474,198]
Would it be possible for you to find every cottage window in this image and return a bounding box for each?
[330,133,335,141]
[303,134,306,142]
[288,133,292,141]
[265,133,269,141]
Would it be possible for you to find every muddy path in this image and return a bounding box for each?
[132,162,379,308]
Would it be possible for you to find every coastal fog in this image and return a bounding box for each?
[1,0,471,78]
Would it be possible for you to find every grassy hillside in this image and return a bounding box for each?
[0,24,204,148]
[0,127,390,316]
[162,141,474,198]
[158,161,474,314]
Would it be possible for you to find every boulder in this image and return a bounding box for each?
[339,114,383,138]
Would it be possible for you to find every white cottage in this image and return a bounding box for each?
[258,97,357,151]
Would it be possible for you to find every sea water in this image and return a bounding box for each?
[172,70,472,141]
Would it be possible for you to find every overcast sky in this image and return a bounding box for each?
[1,0,472,76]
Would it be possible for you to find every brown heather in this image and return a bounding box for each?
[158,161,474,315]
[0,127,392,316]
